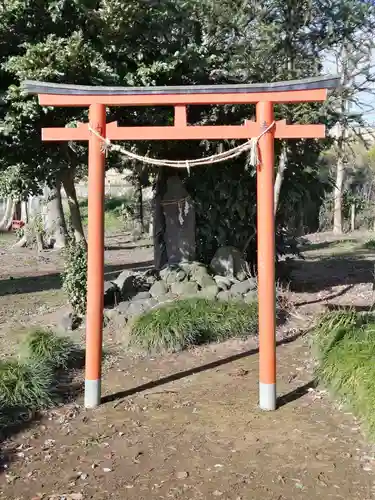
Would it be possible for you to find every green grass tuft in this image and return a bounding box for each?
[312,309,360,358]
[363,238,375,250]
[0,360,55,423]
[313,310,375,439]
[22,329,81,369]
[130,298,258,353]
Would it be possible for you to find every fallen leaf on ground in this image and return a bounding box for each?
[176,471,189,479]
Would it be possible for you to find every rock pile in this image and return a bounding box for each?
[103,247,257,324]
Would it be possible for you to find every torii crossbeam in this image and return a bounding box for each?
[23,75,339,411]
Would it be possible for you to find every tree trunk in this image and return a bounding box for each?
[43,183,67,249]
[333,42,351,235]
[35,231,45,252]
[0,198,15,231]
[153,169,168,270]
[350,203,355,232]
[14,195,46,249]
[61,169,86,244]
[14,201,21,220]
[21,200,27,223]
[274,142,288,214]
[137,177,144,233]
[333,137,345,234]
[13,233,28,248]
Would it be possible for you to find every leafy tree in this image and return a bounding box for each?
[1,0,372,264]
[322,0,375,233]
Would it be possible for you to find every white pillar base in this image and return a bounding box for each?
[259,382,276,411]
[84,379,101,408]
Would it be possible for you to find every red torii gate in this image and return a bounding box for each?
[23,75,339,411]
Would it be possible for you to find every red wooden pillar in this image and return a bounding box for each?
[256,101,276,410]
[85,103,106,408]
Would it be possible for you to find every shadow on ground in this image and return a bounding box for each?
[0,349,85,475]
[105,244,153,251]
[299,239,358,252]
[102,332,306,407]
[277,379,317,408]
[0,417,39,475]
[0,260,153,297]
[289,254,374,293]
[325,303,375,313]
[294,284,354,307]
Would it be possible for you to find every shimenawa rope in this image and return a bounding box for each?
[87,121,276,169]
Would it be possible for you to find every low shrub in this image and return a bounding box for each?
[0,329,83,432]
[0,360,55,427]
[363,238,375,250]
[313,310,375,439]
[22,328,82,369]
[130,298,258,353]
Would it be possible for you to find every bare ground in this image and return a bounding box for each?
[0,230,375,499]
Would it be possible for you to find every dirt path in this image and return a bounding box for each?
[0,231,375,499]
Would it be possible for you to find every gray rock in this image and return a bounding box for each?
[199,285,219,300]
[116,301,131,315]
[231,280,256,296]
[170,281,199,296]
[178,260,194,277]
[150,280,168,298]
[114,270,132,291]
[58,311,81,332]
[127,300,147,318]
[247,277,258,290]
[244,291,257,304]
[121,276,140,299]
[143,297,157,311]
[127,298,157,318]
[143,269,158,287]
[120,274,149,300]
[159,266,169,281]
[217,290,233,302]
[248,277,257,290]
[236,270,247,282]
[190,264,211,286]
[214,275,232,290]
[133,291,152,301]
[103,281,121,307]
[104,308,128,327]
[199,275,216,289]
[160,265,187,285]
[156,294,177,307]
[179,260,204,278]
[210,246,248,280]
[104,308,119,320]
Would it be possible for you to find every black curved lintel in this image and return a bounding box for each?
[22,75,340,96]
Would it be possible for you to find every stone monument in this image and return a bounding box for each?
[153,174,196,269]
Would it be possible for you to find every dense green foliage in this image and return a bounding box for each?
[313,310,375,439]
[130,297,258,353]
[61,237,87,317]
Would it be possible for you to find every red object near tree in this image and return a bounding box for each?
[11,220,25,230]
